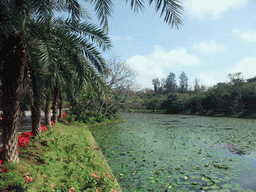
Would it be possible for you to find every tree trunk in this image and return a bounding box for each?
[52,86,59,123]
[58,92,63,120]
[44,93,51,127]
[30,82,41,136]
[1,33,26,162]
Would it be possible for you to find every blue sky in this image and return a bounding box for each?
[80,0,256,90]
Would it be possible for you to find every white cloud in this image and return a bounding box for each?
[185,0,247,19]
[193,40,225,53]
[227,57,256,80]
[232,28,256,42]
[109,35,122,41]
[197,73,217,87]
[241,31,256,42]
[126,46,200,89]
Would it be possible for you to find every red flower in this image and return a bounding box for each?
[87,147,90,150]
[0,150,2,153]
[0,159,4,166]
[0,168,8,174]
[18,151,21,154]
[69,187,74,192]
[41,126,48,132]
[51,120,54,125]
[63,113,67,117]
[46,151,49,154]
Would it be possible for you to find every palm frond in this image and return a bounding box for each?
[149,0,183,28]
[53,17,112,51]
[90,0,113,32]
[125,0,144,13]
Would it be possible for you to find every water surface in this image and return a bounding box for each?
[89,113,256,191]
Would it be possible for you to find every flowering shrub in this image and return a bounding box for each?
[41,126,48,133]
[0,121,55,175]
[0,168,9,174]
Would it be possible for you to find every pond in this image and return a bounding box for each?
[89,113,256,191]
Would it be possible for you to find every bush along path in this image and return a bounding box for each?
[0,113,121,192]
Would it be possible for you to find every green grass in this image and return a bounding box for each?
[0,120,123,192]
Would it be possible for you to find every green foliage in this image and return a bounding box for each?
[137,80,256,116]
[0,123,118,191]
[143,96,165,112]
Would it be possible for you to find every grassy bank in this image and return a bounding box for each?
[0,119,124,192]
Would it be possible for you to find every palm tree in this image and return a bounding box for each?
[0,0,183,163]
[0,0,90,162]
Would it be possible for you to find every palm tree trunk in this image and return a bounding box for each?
[58,92,63,120]
[52,86,59,123]
[44,93,51,127]
[30,71,42,136]
[1,33,26,162]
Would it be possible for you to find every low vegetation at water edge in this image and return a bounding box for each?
[0,118,122,192]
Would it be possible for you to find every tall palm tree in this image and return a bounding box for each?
[0,0,90,162]
[0,0,183,163]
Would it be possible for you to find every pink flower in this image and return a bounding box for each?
[106,173,110,179]
[87,147,90,150]
[94,154,97,157]
[24,176,33,183]
[51,137,54,141]
[69,187,74,192]
[98,163,101,166]
[50,184,56,188]
[46,139,50,142]
[73,176,76,178]
[90,173,101,179]
[46,151,49,154]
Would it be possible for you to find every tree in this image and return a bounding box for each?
[227,72,244,86]
[178,71,188,93]
[165,72,177,93]
[0,0,183,163]
[0,0,109,162]
[193,77,200,93]
[247,76,256,83]
[152,78,160,93]
[104,56,138,91]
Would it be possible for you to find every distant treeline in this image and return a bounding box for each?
[143,73,256,115]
